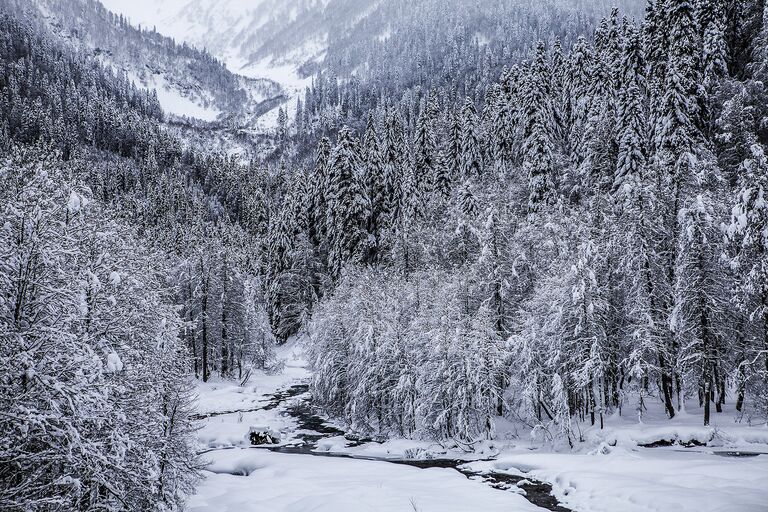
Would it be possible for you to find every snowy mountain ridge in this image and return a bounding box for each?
[10,0,288,126]
[100,0,338,80]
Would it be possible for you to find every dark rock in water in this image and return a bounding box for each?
[639,438,707,448]
[248,427,280,445]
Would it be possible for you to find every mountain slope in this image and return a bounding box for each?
[100,0,341,80]
[4,0,286,125]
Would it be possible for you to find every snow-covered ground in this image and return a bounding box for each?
[189,341,768,512]
[468,447,768,512]
[193,449,542,512]
[118,69,221,122]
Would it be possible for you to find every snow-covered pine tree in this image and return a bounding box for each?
[447,111,463,184]
[460,97,483,179]
[326,126,371,279]
[564,36,594,164]
[615,24,648,196]
[414,105,437,211]
[383,110,407,232]
[310,137,332,246]
[656,0,702,163]
[362,113,387,262]
[522,42,556,211]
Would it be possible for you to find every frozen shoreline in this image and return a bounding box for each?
[188,345,768,512]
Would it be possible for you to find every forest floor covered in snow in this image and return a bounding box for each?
[188,343,768,512]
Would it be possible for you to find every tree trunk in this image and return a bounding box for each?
[201,260,210,383]
[714,365,724,413]
[659,353,677,419]
[643,245,675,418]
[221,254,229,378]
[763,287,768,376]
[703,379,711,426]
[701,280,712,426]
[736,357,746,412]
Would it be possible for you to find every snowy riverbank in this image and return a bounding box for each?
[188,344,768,512]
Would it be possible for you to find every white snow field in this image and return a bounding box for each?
[189,342,768,512]
[468,448,768,512]
[192,450,541,512]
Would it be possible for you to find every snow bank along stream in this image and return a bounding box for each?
[199,384,572,512]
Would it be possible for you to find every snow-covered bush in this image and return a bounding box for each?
[0,145,200,511]
[308,267,508,443]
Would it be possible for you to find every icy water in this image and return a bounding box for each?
[259,385,572,512]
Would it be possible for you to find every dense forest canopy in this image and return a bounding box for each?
[1,0,767,509]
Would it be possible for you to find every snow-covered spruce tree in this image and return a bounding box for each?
[613,21,674,420]
[698,0,729,138]
[489,67,519,172]
[362,113,387,262]
[564,36,594,165]
[452,180,480,266]
[414,103,437,208]
[656,0,702,163]
[644,0,671,152]
[580,15,620,195]
[383,110,407,235]
[267,172,322,340]
[522,42,555,211]
[0,145,199,511]
[614,24,647,196]
[580,55,618,195]
[326,127,371,279]
[749,1,768,145]
[643,0,705,419]
[310,137,332,247]
[460,98,483,179]
[550,39,568,150]
[446,111,463,185]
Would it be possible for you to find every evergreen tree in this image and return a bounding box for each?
[674,158,729,424]
[414,105,437,210]
[729,143,768,411]
[615,25,648,195]
[362,113,387,261]
[522,42,555,211]
[326,127,371,278]
[460,98,483,179]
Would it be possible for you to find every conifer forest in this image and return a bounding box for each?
[1,0,767,511]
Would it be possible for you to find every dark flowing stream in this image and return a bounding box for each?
[253,384,572,512]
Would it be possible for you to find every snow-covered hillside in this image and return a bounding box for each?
[96,0,337,130]
[100,0,332,82]
[12,0,286,126]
